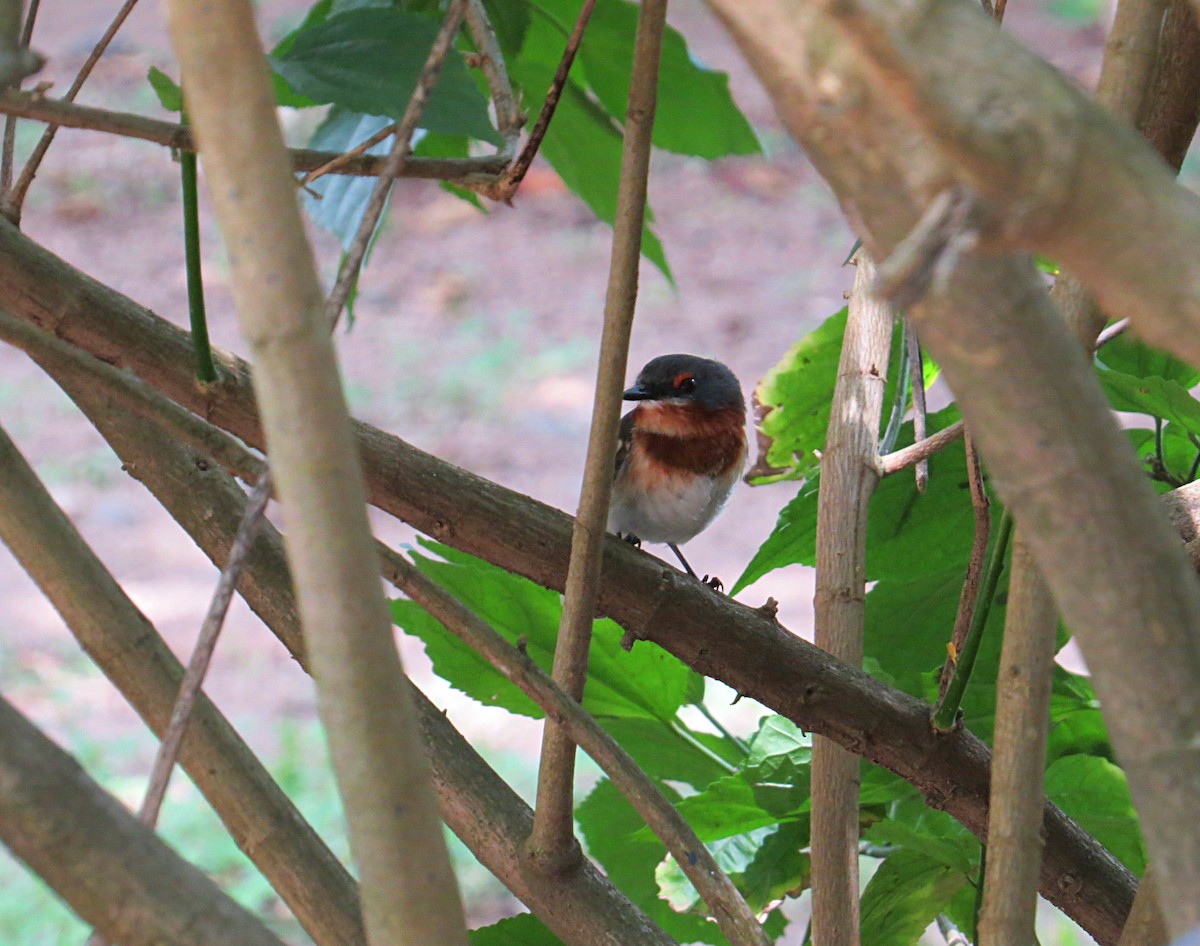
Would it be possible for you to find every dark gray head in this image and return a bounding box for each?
[623,354,744,413]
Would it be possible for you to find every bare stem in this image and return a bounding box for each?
[810,252,895,946]
[879,419,965,475]
[0,0,40,192]
[527,0,669,875]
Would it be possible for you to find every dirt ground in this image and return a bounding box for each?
[0,0,1109,938]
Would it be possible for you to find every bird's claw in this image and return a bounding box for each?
[702,575,724,593]
[620,533,642,549]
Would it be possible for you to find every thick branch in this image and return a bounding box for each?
[0,91,509,181]
[0,223,1138,944]
[531,0,667,875]
[810,252,893,945]
[0,693,287,946]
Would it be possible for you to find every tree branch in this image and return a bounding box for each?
[0,692,287,946]
[810,252,894,946]
[978,535,1057,946]
[164,1,470,943]
[530,0,667,875]
[878,419,965,475]
[1118,865,1168,946]
[0,224,1140,943]
[0,91,510,182]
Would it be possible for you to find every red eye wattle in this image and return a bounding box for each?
[673,373,697,393]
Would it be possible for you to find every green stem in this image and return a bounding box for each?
[180,106,216,384]
[932,508,1014,732]
[878,319,911,455]
[668,720,738,774]
[694,700,748,754]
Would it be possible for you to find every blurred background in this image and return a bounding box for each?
[0,0,1129,941]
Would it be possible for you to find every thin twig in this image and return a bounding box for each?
[0,89,511,181]
[325,0,468,326]
[464,0,522,144]
[527,0,668,876]
[906,320,929,491]
[4,0,140,221]
[933,509,1014,732]
[1095,317,1130,349]
[878,419,965,475]
[486,0,597,202]
[0,0,39,193]
[383,549,771,946]
[938,430,991,699]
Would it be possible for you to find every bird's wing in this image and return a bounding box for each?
[614,409,636,479]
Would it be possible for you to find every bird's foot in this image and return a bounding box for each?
[620,532,642,548]
[702,575,725,593]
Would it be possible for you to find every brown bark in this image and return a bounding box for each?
[0,694,287,946]
[810,253,893,946]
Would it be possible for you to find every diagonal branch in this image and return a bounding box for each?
[529,0,668,876]
[0,692,288,946]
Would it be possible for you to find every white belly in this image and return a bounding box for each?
[608,470,735,545]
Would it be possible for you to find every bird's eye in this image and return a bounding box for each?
[673,372,697,393]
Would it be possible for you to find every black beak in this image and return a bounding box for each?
[622,382,652,401]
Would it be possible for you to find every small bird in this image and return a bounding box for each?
[608,354,747,585]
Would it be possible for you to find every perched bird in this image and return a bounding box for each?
[608,354,747,585]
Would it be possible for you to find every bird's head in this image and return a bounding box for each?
[623,354,744,414]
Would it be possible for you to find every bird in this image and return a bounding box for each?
[608,354,747,586]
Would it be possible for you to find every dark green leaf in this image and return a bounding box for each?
[1095,364,1200,437]
[656,826,774,912]
[269,0,333,107]
[1045,755,1145,874]
[470,913,564,946]
[577,779,727,944]
[146,67,183,113]
[509,59,671,278]
[1048,667,1112,763]
[481,0,531,59]
[600,717,740,789]
[391,540,702,721]
[1097,334,1200,387]
[859,849,970,946]
[571,0,758,158]
[272,7,502,143]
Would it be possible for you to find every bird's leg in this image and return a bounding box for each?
[667,542,698,578]
[621,533,642,548]
[668,542,724,592]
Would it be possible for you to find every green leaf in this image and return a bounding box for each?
[734,406,971,593]
[572,0,758,158]
[302,108,394,250]
[577,779,727,944]
[859,849,970,946]
[1048,667,1112,763]
[600,717,740,789]
[510,59,671,279]
[470,913,564,946]
[272,7,502,143]
[656,826,775,912]
[391,540,703,721]
[146,67,183,113]
[481,0,531,59]
[269,0,333,107]
[1095,364,1200,438]
[1098,332,1200,387]
[750,307,847,483]
[745,715,810,780]
[1045,755,1146,874]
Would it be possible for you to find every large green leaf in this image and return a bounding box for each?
[600,717,741,789]
[271,7,502,143]
[734,407,972,593]
[302,108,394,250]
[578,779,728,944]
[859,849,971,946]
[1095,364,1200,437]
[1045,755,1146,874]
[1097,333,1200,387]
[391,541,702,721]
[470,913,563,946]
[571,0,757,157]
[509,59,670,278]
